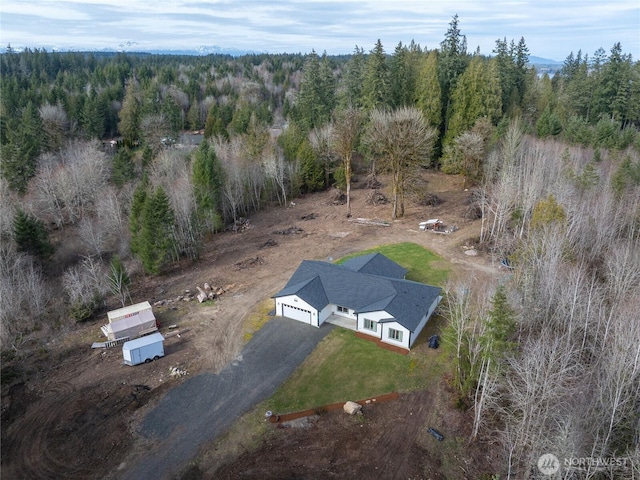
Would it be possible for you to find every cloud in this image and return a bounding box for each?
[1,0,638,60]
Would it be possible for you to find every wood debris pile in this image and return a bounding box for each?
[365,190,389,205]
[153,283,233,306]
[235,256,264,270]
[272,226,304,235]
[227,217,251,232]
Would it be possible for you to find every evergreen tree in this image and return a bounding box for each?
[492,37,530,115]
[611,154,640,197]
[298,140,325,192]
[204,102,231,139]
[13,209,54,260]
[228,101,252,135]
[531,194,567,230]
[561,50,593,120]
[481,285,517,361]
[278,122,307,161]
[362,39,390,110]
[138,186,175,275]
[192,140,224,233]
[161,94,183,136]
[438,14,469,135]
[415,50,442,129]
[118,79,140,147]
[389,42,412,108]
[445,56,502,144]
[0,102,43,193]
[536,105,562,137]
[513,37,530,109]
[605,43,634,124]
[244,113,270,161]
[81,89,106,139]
[111,147,135,187]
[319,53,337,115]
[341,46,366,108]
[187,100,201,130]
[295,51,335,130]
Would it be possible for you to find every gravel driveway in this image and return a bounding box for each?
[121,317,333,480]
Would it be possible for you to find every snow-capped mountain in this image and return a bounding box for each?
[0,43,259,57]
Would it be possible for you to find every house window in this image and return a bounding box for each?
[337,306,348,313]
[364,319,377,331]
[388,328,403,342]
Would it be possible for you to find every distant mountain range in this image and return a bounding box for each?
[0,43,260,57]
[528,55,563,65]
[2,43,562,63]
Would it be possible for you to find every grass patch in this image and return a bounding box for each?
[267,327,448,413]
[242,298,275,343]
[337,242,449,286]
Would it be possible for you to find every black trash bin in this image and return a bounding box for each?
[428,427,444,441]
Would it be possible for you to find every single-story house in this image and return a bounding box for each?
[273,253,442,350]
[101,301,158,341]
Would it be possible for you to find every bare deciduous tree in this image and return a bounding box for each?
[39,102,69,151]
[78,216,112,257]
[0,246,49,349]
[331,107,363,217]
[62,255,108,320]
[309,123,336,187]
[263,151,289,207]
[140,113,171,153]
[365,107,437,218]
[30,141,110,226]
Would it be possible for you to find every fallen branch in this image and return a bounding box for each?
[349,218,391,227]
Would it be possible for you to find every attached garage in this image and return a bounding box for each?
[282,304,312,324]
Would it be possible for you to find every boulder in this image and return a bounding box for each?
[343,401,362,415]
[204,283,211,291]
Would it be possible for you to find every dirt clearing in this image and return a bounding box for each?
[2,171,504,479]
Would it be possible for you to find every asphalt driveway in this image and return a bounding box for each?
[121,317,333,480]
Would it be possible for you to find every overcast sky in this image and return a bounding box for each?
[1,0,638,61]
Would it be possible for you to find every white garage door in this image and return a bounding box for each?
[282,304,312,324]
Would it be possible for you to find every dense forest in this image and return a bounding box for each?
[1,15,639,478]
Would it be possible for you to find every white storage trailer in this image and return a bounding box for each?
[122,332,165,366]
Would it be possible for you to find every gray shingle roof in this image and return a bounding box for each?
[274,255,441,333]
[342,253,408,278]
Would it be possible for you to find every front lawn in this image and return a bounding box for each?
[267,327,447,413]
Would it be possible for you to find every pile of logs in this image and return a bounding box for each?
[153,283,234,306]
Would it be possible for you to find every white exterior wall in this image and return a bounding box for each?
[332,304,357,319]
[356,310,391,339]
[318,304,333,325]
[275,295,320,327]
[408,295,443,348]
[381,322,411,350]
[409,315,428,348]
